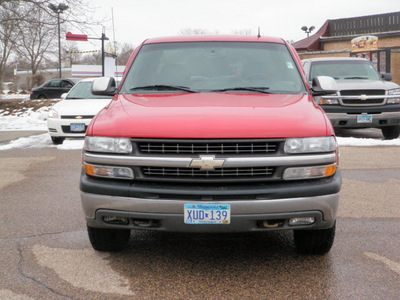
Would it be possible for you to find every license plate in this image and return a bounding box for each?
[70,123,86,132]
[184,204,231,224]
[357,115,373,123]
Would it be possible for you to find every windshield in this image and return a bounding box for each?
[310,60,381,81]
[120,41,306,94]
[66,81,113,99]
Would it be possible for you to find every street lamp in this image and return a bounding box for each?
[301,26,315,37]
[48,3,69,78]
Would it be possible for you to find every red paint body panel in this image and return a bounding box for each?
[87,93,332,139]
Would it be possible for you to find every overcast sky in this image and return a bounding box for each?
[74,0,400,51]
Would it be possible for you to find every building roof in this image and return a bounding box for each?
[292,21,330,52]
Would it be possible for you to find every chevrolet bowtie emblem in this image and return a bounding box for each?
[75,116,83,119]
[360,94,367,101]
[189,155,225,170]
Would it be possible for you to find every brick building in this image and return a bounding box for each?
[293,11,400,84]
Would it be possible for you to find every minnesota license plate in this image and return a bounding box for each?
[184,204,231,224]
[357,115,373,123]
[70,123,86,132]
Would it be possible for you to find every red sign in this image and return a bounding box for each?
[66,32,88,41]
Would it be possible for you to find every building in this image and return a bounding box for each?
[293,11,400,84]
[14,62,125,90]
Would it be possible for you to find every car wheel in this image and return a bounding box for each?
[87,225,131,252]
[381,126,400,140]
[293,222,336,255]
[51,136,65,144]
[38,95,47,99]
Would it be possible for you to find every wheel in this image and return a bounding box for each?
[87,225,131,252]
[51,136,65,145]
[293,222,336,255]
[38,95,46,99]
[381,126,400,140]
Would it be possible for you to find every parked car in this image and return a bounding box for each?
[80,35,341,255]
[47,78,114,144]
[302,57,400,139]
[30,78,81,99]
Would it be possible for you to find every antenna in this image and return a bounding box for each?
[111,7,118,77]
[257,27,261,38]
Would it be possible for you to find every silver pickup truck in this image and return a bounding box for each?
[302,57,400,139]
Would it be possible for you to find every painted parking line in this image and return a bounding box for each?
[364,252,400,276]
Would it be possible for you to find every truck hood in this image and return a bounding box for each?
[89,93,331,138]
[336,79,399,91]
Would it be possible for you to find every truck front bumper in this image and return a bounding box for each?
[327,111,400,128]
[81,192,339,232]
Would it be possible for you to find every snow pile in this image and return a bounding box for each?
[337,136,400,146]
[0,107,48,131]
[0,133,84,151]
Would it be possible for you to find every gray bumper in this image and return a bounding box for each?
[327,111,400,128]
[82,192,339,232]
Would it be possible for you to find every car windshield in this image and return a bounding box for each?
[120,41,306,94]
[310,60,381,81]
[66,81,113,99]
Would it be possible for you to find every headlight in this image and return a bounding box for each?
[284,136,336,154]
[84,136,132,153]
[388,88,400,104]
[48,108,59,119]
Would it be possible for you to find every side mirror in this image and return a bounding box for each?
[92,77,117,96]
[311,76,338,96]
[381,73,392,81]
[60,93,67,100]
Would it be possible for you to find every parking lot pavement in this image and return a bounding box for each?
[0,132,399,299]
[0,131,46,144]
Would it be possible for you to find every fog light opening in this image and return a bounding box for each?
[289,217,315,226]
[262,219,284,228]
[102,216,129,225]
[133,219,157,228]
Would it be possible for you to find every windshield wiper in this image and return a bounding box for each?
[210,87,271,94]
[344,76,369,80]
[130,85,197,93]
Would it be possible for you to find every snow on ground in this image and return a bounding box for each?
[0,97,399,150]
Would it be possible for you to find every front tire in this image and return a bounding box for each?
[382,126,400,140]
[87,225,131,252]
[51,136,65,144]
[294,222,336,255]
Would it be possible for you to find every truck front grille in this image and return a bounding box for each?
[340,89,385,105]
[61,115,94,119]
[137,140,280,155]
[142,166,275,179]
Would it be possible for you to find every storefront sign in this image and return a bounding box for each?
[351,36,378,52]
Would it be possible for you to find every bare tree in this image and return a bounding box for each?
[0,0,98,85]
[14,3,58,75]
[115,42,135,66]
[0,2,19,89]
[232,29,254,36]
[179,28,214,35]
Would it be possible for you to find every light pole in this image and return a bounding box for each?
[301,26,315,37]
[49,3,69,78]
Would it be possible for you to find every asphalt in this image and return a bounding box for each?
[0,131,46,144]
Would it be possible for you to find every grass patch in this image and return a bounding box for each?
[0,99,59,116]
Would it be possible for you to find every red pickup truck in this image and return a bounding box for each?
[80,35,341,254]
